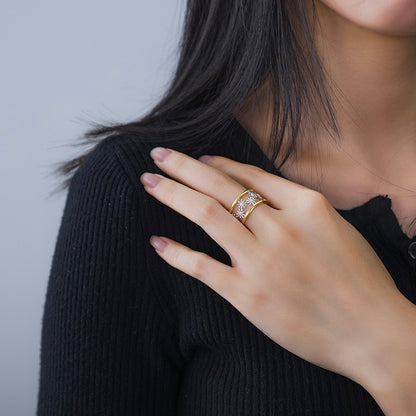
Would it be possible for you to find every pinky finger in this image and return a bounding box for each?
[149,235,239,298]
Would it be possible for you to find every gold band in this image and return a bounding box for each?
[229,188,268,225]
[229,189,252,213]
[241,198,267,224]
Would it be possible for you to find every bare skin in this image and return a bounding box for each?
[139,2,416,415]
[236,0,416,237]
[141,147,416,416]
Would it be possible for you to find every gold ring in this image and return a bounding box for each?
[229,188,268,225]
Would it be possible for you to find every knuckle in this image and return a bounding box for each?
[199,199,221,223]
[189,252,209,280]
[209,172,228,191]
[282,223,302,244]
[245,284,268,311]
[247,165,264,180]
[301,189,330,214]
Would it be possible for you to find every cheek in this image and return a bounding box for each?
[319,0,416,35]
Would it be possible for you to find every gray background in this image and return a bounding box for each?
[0,1,184,414]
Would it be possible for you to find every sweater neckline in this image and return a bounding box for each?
[230,117,416,245]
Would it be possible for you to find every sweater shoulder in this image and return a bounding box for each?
[69,134,146,188]
[72,133,181,192]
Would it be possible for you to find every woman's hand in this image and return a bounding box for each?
[140,146,416,414]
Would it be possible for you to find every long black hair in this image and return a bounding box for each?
[52,0,337,194]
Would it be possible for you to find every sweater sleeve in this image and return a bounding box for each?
[37,137,183,415]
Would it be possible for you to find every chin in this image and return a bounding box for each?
[318,0,416,36]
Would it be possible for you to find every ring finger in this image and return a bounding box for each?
[149,147,275,236]
[140,171,259,264]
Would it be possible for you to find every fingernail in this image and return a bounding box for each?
[199,155,213,164]
[140,173,162,188]
[150,235,168,253]
[150,147,172,162]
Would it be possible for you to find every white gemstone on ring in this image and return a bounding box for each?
[246,191,262,205]
[237,198,249,209]
[231,190,265,222]
[233,206,246,219]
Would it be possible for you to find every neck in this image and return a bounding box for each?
[311,2,416,169]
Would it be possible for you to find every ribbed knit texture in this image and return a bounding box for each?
[37,119,416,415]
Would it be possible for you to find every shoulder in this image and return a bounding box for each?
[70,134,147,185]
[72,116,255,191]
[66,132,204,237]
[72,133,192,192]
[65,134,160,213]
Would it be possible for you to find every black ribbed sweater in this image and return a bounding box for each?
[37,119,416,415]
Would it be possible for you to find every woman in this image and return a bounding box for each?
[37,1,416,415]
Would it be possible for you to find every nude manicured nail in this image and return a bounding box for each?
[150,147,172,162]
[150,236,168,252]
[199,155,213,164]
[141,173,162,188]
